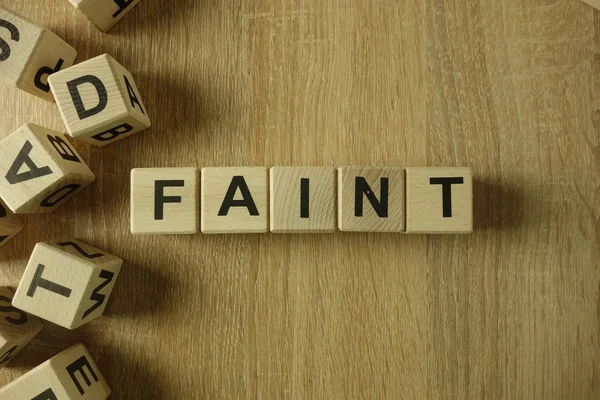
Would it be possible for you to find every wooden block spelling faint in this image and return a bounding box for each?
[0,6,77,101]
[270,167,336,233]
[12,240,122,330]
[405,167,473,234]
[69,0,141,32]
[201,167,268,234]
[130,168,199,235]
[338,166,405,232]
[0,343,110,399]
[0,287,42,369]
[0,124,95,214]
[0,199,23,248]
[48,54,151,147]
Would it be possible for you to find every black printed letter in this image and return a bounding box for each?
[27,264,72,298]
[34,58,64,92]
[124,75,145,114]
[429,177,464,218]
[5,141,53,184]
[300,178,310,218]
[32,389,58,400]
[0,295,27,325]
[0,19,19,62]
[91,123,133,143]
[355,177,388,218]
[155,180,184,220]
[0,345,18,365]
[57,242,103,259]
[40,184,81,208]
[66,356,99,395]
[112,0,135,18]
[67,75,108,120]
[82,270,114,320]
[47,135,80,163]
[218,176,259,216]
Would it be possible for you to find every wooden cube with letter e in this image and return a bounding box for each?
[0,6,77,101]
[0,287,43,369]
[0,198,23,247]
[405,167,473,234]
[0,343,110,399]
[48,54,151,147]
[69,0,141,32]
[12,240,122,330]
[0,124,95,214]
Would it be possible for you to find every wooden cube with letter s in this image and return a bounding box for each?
[48,54,151,147]
[0,124,95,214]
[0,343,111,399]
[0,6,77,101]
[12,240,122,330]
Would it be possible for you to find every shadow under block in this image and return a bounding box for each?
[0,343,110,399]
[69,0,141,32]
[0,6,77,101]
[130,168,199,235]
[405,167,473,234]
[0,287,43,369]
[12,240,122,330]
[201,167,268,234]
[48,54,151,147]
[338,166,405,232]
[0,124,95,214]
[0,199,23,248]
[270,167,336,233]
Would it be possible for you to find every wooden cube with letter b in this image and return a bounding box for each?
[131,168,199,234]
[0,287,43,369]
[405,167,473,234]
[48,54,151,147]
[0,343,111,399]
[0,124,95,214]
[69,0,141,32]
[0,199,23,247]
[338,166,405,232]
[201,167,268,234]
[12,240,122,330]
[0,6,77,101]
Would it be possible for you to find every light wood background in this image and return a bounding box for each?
[0,0,599,399]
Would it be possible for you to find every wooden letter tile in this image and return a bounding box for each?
[0,343,110,399]
[338,166,405,232]
[0,199,23,248]
[0,6,77,101]
[405,167,473,234]
[0,124,95,214]
[201,167,268,234]
[131,168,199,235]
[69,0,141,32]
[0,287,43,369]
[270,167,336,233]
[13,240,122,330]
[48,54,151,146]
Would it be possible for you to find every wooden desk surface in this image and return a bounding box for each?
[1,0,599,399]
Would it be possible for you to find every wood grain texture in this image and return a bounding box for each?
[0,0,598,399]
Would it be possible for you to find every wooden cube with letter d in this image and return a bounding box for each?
[0,343,110,399]
[48,54,151,146]
[12,240,122,330]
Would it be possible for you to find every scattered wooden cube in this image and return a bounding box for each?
[69,0,141,32]
[337,166,405,232]
[405,167,473,234]
[130,168,199,235]
[0,343,110,399]
[0,124,95,214]
[0,199,23,248]
[270,167,336,233]
[12,240,122,330]
[201,167,268,234]
[48,54,151,147]
[581,0,600,10]
[0,6,77,101]
[0,287,43,369]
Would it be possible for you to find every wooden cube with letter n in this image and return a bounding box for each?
[0,124,95,214]
[0,6,77,101]
[405,167,473,234]
[0,287,43,369]
[270,167,336,233]
[12,240,122,330]
[338,166,405,232]
[0,199,23,247]
[201,167,268,234]
[48,54,151,147]
[130,168,199,234]
[0,343,111,399]
[69,0,141,32]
